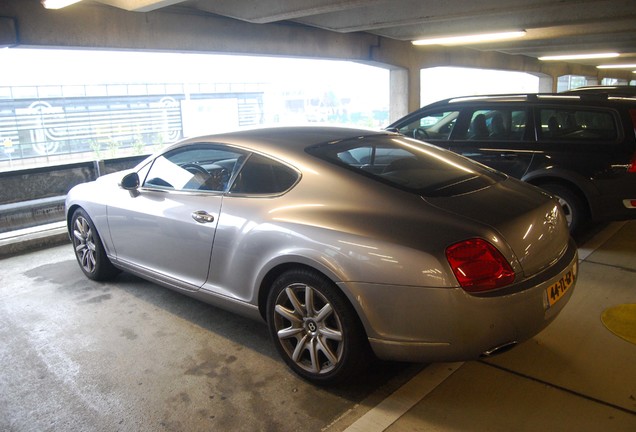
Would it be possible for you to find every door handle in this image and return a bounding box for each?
[191,210,215,223]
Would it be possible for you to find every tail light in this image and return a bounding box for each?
[445,238,515,292]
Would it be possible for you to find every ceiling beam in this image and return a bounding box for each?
[95,0,188,13]
[183,0,384,24]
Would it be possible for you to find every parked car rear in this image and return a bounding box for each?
[387,93,636,232]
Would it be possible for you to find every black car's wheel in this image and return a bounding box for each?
[266,268,368,384]
[71,208,120,281]
[541,183,586,233]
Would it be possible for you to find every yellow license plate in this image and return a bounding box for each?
[547,262,577,307]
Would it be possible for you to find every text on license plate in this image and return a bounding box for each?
[547,262,577,307]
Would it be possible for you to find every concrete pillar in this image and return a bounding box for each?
[408,66,421,113]
[538,75,554,93]
[389,68,409,122]
[0,17,17,47]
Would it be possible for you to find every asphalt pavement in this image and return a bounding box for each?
[1,222,635,431]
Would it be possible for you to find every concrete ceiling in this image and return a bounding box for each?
[91,0,636,68]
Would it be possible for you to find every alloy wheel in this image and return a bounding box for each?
[272,282,344,375]
[73,215,97,274]
[556,195,573,227]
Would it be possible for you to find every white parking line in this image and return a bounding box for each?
[342,362,463,432]
[577,221,626,261]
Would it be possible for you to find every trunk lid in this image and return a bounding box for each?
[425,178,569,277]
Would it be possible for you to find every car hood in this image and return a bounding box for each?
[424,178,569,278]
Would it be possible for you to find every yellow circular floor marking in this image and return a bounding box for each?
[601,304,636,345]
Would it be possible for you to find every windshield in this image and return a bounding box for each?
[307,134,504,197]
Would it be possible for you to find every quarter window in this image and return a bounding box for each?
[229,153,299,195]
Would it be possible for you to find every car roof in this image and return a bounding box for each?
[385,92,636,130]
[404,92,636,112]
[561,85,636,97]
[434,93,635,105]
[168,126,394,159]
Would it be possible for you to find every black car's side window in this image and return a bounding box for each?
[143,144,245,193]
[456,108,528,141]
[229,153,299,195]
[537,108,618,141]
[397,110,459,141]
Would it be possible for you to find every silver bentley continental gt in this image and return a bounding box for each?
[66,126,577,384]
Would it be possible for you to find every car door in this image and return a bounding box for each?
[107,143,245,290]
[203,152,301,301]
[447,106,536,179]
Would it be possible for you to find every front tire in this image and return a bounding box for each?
[266,268,368,384]
[71,208,119,281]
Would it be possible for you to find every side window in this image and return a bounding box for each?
[458,108,527,140]
[143,144,245,192]
[229,153,299,195]
[538,108,618,141]
[397,110,459,141]
[509,110,528,139]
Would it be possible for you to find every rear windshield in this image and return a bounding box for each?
[307,134,503,197]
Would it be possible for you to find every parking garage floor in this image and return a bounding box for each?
[1,222,635,431]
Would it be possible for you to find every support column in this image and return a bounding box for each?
[389,66,420,123]
[538,75,554,93]
[389,68,408,123]
[408,66,421,113]
[0,17,17,48]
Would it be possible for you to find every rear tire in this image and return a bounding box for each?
[266,268,369,384]
[541,183,586,233]
[71,208,120,281]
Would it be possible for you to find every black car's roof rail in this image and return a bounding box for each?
[423,92,635,110]
[447,94,530,104]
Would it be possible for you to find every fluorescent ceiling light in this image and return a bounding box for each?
[41,0,83,9]
[412,31,526,46]
[597,63,636,69]
[539,53,620,61]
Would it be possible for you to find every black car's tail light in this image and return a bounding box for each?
[629,153,636,173]
[629,110,636,173]
[445,238,515,292]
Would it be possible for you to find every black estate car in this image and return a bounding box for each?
[387,93,636,232]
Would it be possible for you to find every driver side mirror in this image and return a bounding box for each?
[120,172,140,197]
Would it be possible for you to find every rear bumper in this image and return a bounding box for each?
[342,238,578,363]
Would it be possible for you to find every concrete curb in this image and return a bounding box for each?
[0,222,70,258]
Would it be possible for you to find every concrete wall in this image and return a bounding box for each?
[0,155,147,233]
